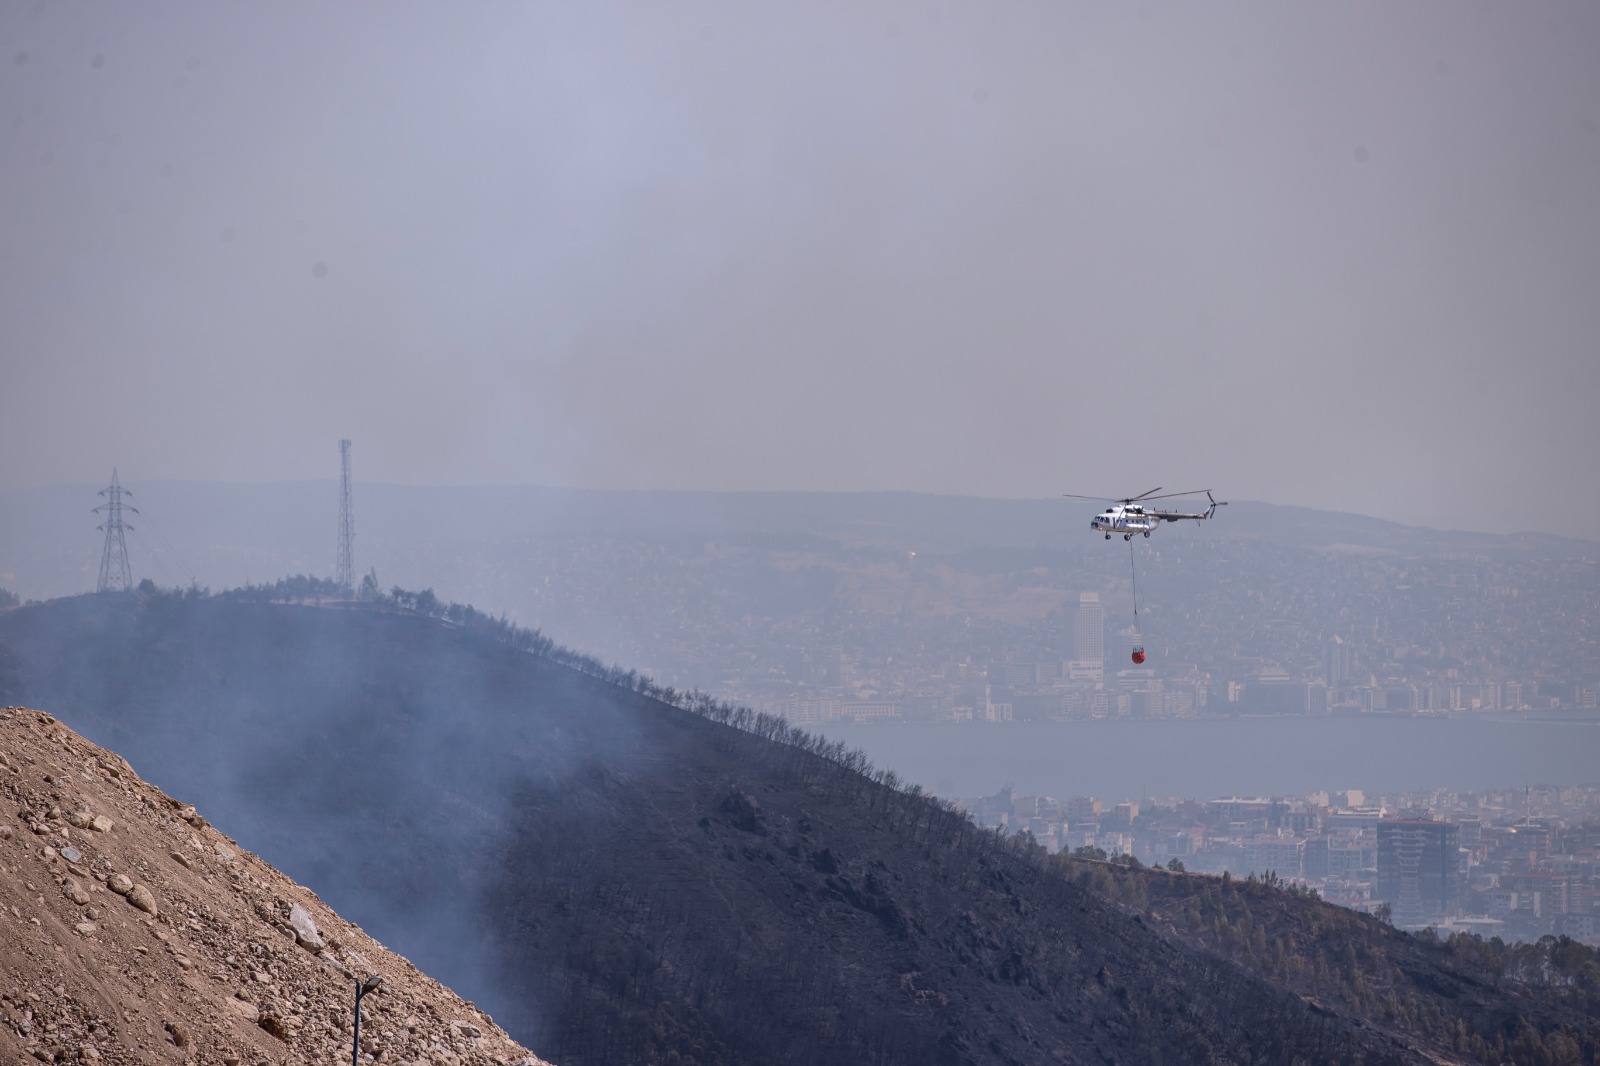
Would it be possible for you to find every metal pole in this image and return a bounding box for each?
[353,974,382,1066]
[352,979,361,1066]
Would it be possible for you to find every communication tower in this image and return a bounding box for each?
[94,469,138,592]
[336,439,355,592]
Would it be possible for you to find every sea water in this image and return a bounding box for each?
[820,714,1600,803]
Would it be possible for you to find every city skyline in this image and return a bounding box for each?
[959,779,1600,942]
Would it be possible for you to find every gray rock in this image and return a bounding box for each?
[288,903,324,951]
[107,873,133,895]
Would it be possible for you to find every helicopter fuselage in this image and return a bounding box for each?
[1092,506,1159,539]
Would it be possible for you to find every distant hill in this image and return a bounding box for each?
[1,590,1595,1065]
[0,704,546,1066]
[7,483,1595,714]
[3,481,1592,605]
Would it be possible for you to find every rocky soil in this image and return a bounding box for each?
[0,706,552,1066]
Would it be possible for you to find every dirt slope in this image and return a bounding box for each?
[0,706,552,1066]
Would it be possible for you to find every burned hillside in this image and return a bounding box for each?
[1,590,1591,1064]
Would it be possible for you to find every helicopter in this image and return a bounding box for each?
[1063,487,1227,540]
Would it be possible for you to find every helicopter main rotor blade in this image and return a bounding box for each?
[1062,488,1215,504]
[1061,488,1165,503]
[1131,488,1213,503]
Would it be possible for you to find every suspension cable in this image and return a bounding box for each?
[1128,539,1139,617]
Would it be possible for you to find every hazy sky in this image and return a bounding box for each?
[3,3,1597,535]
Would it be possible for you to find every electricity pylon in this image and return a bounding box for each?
[94,469,138,592]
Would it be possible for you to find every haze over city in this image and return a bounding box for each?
[4,3,1599,534]
[7,9,1600,1059]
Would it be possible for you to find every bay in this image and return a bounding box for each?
[819,715,1600,804]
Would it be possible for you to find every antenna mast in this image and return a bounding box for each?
[94,469,139,592]
[336,439,355,592]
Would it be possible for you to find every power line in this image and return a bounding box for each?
[126,518,198,588]
[94,469,138,592]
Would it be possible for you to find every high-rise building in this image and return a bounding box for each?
[1325,634,1350,686]
[1377,818,1461,925]
[1073,592,1104,681]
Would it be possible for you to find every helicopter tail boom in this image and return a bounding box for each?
[1150,492,1228,523]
